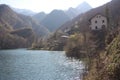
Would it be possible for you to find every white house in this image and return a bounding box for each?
[89,14,107,30]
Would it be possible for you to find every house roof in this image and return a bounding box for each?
[89,13,106,22]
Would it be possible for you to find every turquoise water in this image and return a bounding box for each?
[0,49,84,80]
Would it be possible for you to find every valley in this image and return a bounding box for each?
[0,0,120,80]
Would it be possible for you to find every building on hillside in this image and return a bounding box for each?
[89,14,107,30]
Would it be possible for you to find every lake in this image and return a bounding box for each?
[0,49,84,80]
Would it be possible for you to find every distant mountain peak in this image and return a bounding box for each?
[33,12,47,22]
[50,9,64,14]
[65,1,92,19]
[76,1,92,10]
[39,12,46,14]
[68,7,76,11]
[82,1,89,4]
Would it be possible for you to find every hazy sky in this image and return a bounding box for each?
[0,0,111,13]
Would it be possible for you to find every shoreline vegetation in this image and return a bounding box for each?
[31,27,120,80]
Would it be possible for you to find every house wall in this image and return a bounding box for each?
[90,15,107,30]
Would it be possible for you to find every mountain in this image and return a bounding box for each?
[41,10,70,32]
[0,4,50,49]
[65,1,92,19]
[0,4,49,37]
[76,1,92,13]
[40,0,120,51]
[65,7,79,19]
[59,0,120,33]
[32,1,92,32]
[12,8,36,16]
[33,12,47,22]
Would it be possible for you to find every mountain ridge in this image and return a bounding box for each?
[65,1,92,19]
[0,4,50,49]
[41,10,70,32]
[32,1,92,32]
[0,4,50,37]
[12,7,36,16]
[36,0,120,51]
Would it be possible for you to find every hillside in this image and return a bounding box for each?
[50,0,120,79]
[58,0,120,34]
[41,10,70,32]
[12,8,36,16]
[60,0,120,79]
[32,0,120,51]
[84,31,120,80]
[0,4,50,49]
[0,4,50,37]
[0,27,35,49]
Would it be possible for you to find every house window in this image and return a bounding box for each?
[95,21,97,23]
[102,20,105,23]
[90,27,91,30]
[95,26,98,29]
[102,25,105,29]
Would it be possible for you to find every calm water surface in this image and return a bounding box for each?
[0,49,84,80]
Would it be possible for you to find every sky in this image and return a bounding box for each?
[0,0,111,13]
